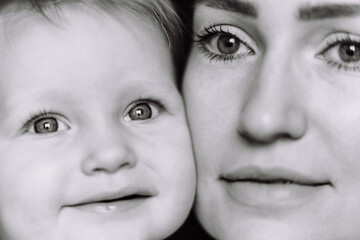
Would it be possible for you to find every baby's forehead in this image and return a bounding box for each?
[0,1,164,41]
[0,4,176,103]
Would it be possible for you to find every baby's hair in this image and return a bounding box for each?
[1,0,185,84]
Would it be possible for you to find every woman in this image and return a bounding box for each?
[183,0,360,239]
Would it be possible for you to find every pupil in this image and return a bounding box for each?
[34,117,58,134]
[218,35,240,54]
[135,109,143,117]
[129,103,152,120]
[225,38,235,47]
[346,45,356,56]
[339,43,360,62]
[44,123,51,130]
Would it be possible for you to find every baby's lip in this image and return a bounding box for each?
[221,166,332,186]
[65,187,158,208]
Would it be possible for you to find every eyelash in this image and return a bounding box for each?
[20,98,164,134]
[317,33,360,72]
[126,97,164,111]
[196,25,360,74]
[21,110,69,134]
[124,97,165,122]
[194,24,255,63]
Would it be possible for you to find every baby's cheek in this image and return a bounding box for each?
[144,148,195,240]
[0,143,65,230]
[155,122,194,181]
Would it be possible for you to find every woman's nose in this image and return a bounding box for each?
[237,57,307,144]
[81,126,137,176]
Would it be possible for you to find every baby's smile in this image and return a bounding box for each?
[0,2,195,239]
[63,186,158,214]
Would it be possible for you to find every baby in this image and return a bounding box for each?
[0,0,195,239]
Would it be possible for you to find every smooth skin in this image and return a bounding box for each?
[184,0,360,239]
[0,5,195,240]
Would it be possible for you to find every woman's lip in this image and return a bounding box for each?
[223,181,333,209]
[220,166,333,209]
[220,166,332,186]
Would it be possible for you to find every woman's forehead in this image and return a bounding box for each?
[195,0,360,21]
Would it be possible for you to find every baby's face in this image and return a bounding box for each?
[0,6,195,240]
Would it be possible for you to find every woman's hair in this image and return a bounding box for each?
[1,0,186,83]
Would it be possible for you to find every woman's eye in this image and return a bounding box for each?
[207,34,250,56]
[124,101,162,122]
[317,33,360,72]
[195,24,256,62]
[338,42,360,62]
[24,113,70,135]
[322,42,360,63]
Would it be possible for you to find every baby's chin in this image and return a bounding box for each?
[51,223,166,240]
[49,207,188,240]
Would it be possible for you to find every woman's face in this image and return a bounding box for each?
[183,0,360,239]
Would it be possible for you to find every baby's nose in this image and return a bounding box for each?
[80,127,137,176]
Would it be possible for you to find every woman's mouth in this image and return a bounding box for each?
[220,166,333,209]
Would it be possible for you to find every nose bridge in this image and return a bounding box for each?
[252,44,292,106]
[238,43,307,143]
[81,116,137,175]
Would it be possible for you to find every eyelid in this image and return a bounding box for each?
[316,32,360,56]
[21,111,70,134]
[195,24,257,52]
[123,98,164,122]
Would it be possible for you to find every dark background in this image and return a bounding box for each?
[165,210,214,240]
[164,1,215,239]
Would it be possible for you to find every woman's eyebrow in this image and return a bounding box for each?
[196,0,257,18]
[298,3,360,21]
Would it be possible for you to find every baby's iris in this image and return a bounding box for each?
[128,103,152,121]
[34,117,58,134]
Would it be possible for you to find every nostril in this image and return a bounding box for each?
[81,145,137,176]
[238,107,307,144]
[239,129,296,145]
[92,161,134,173]
[285,110,307,140]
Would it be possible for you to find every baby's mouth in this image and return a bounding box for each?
[91,194,150,203]
[64,189,156,214]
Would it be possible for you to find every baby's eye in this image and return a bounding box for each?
[128,103,152,121]
[124,100,162,122]
[34,117,58,133]
[24,112,70,135]
[195,24,256,62]
[317,32,360,72]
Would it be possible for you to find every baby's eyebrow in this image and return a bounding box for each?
[298,3,360,21]
[196,0,257,18]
